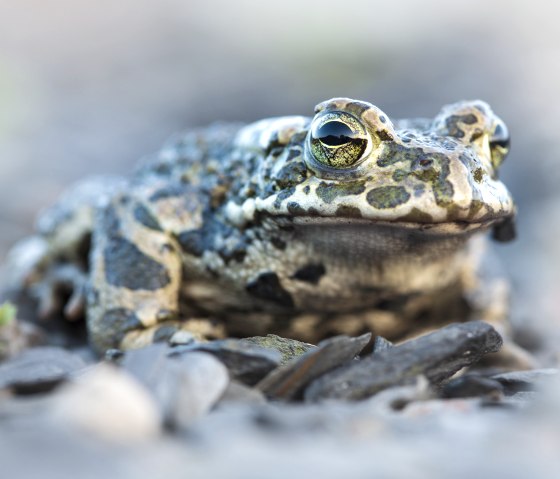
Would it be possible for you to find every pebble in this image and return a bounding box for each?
[50,363,161,442]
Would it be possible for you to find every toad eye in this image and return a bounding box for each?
[309,114,369,168]
[489,121,510,169]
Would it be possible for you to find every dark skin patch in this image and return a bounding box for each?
[178,220,247,264]
[286,148,301,161]
[410,152,455,208]
[398,207,433,223]
[375,294,415,312]
[378,143,428,168]
[433,180,455,207]
[467,199,484,220]
[177,229,205,257]
[100,205,121,233]
[246,272,294,308]
[307,207,321,216]
[366,186,410,209]
[470,129,484,142]
[149,184,188,202]
[378,144,458,211]
[177,212,237,258]
[133,203,163,231]
[274,161,307,189]
[218,243,247,264]
[335,205,363,218]
[98,308,143,348]
[270,236,287,250]
[344,101,370,116]
[392,169,408,182]
[316,181,366,204]
[291,264,326,284]
[153,325,178,343]
[287,202,307,215]
[104,236,171,290]
[377,129,394,142]
[460,114,478,124]
[444,114,478,139]
[273,186,296,209]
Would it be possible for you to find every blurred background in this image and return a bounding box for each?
[0,0,558,351]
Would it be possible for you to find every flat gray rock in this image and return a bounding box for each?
[491,368,559,395]
[170,339,281,385]
[257,333,371,400]
[305,321,503,402]
[441,374,504,399]
[0,346,86,394]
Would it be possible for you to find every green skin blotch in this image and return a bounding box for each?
[316,181,366,204]
[473,168,484,183]
[366,186,411,209]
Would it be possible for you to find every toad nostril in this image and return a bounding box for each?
[419,159,433,167]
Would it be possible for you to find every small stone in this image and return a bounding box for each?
[121,345,229,428]
[50,363,161,442]
[169,330,196,346]
[257,333,371,400]
[0,346,85,394]
[171,339,281,385]
[164,352,229,428]
[441,374,504,399]
[305,321,503,402]
[241,334,316,365]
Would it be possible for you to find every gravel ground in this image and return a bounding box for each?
[1,1,560,477]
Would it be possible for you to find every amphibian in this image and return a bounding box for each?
[5,98,518,354]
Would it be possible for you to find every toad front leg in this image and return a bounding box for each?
[87,195,183,353]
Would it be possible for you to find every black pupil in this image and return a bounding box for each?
[313,121,356,146]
